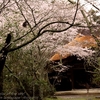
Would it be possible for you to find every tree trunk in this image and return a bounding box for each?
[0,72,3,99]
[0,34,11,99]
[0,57,6,97]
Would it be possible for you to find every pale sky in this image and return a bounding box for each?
[75,0,100,11]
[54,0,100,12]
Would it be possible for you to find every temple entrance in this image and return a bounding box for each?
[55,77,72,91]
[48,69,90,91]
[48,56,94,91]
[48,71,72,91]
[73,69,89,89]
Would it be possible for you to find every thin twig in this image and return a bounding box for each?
[86,0,100,11]
[5,65,31,100]
[15,0,35,36]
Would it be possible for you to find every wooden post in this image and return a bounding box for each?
[86,83,89,94]
[71,69,74,90]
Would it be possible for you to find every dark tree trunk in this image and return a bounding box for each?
[0,72,3,99]
[0,58,6,99]
[0,34,11,99]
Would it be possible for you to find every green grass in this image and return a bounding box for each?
[45,98,66,100]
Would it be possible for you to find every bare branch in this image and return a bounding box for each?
[72,0,79,24]
[5,65,31,100]
[0,0,10,13]
[8,0,79,52]
[86,0,100,11]
[24,0,37,26]
[15,0,35,36]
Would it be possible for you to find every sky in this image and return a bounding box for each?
[50,0,100,12]
[75,0,100,11]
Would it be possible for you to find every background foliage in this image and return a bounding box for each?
[4,44,55,99]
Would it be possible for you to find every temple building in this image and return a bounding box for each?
[48,33,100,91]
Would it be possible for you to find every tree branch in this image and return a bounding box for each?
[15,0,35,36]
[8,0,79,52]
[0,0,10,13]
[86,0,100,11]
[5,65,31,100]
[24,0,37,26]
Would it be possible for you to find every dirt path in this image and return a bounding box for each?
[55,89,100,99]
[56,95,100,99]
[55,89,100,95]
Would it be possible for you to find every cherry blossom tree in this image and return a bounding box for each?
[0,0,100,99]
[0,0,80,99]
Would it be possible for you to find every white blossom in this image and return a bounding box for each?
[0,0,96,58]
[56,45,95,59]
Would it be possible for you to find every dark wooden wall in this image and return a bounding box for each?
[48,56,93,91]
